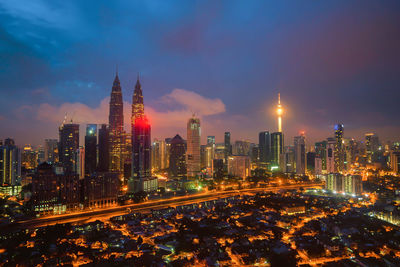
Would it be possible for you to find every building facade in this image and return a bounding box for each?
[186,116,201,179]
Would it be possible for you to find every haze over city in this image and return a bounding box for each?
[2,1,400,267]
[1,1,400,145]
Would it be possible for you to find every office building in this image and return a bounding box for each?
[31,162,80,214]
[74,147,85,179]
[227,155,250,179]
[281,146,295,173]
[169,134,186,178]
[59,123,79,173]
[0,138,21,186]
[85,124,97,175]
[186,116,201,179]
[365,133,379,163]
[108,72,125,173]
[21,145,37,170]
[271,132,283,168]
[213,159,224,180]
[130,76,152,193]
[294,134,306,175]
[44,139,58,164]
[224,132,232,170]
[390,151,400,174]
[326,138,335,173]
[97,124,109,172]
[259,131,271,164]
[334,124,344,172]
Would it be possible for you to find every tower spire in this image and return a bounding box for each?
[276,93,283,133]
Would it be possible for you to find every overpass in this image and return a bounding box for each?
[5,183,322,230]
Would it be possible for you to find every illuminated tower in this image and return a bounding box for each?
[132,74,144,123]
[130,75,152,193]
[108,71,124,173]
[277,93,283,133]
[186,115,201,179]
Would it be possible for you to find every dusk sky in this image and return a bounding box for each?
[1,0,400,147]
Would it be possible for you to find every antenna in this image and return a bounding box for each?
[61,112,68,127]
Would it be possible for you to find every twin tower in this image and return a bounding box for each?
[108,72,152,193]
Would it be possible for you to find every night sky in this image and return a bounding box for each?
[1,1,400,146]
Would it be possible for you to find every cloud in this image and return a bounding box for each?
[36,98,109,124]
[34,88,229,141]
[160,88,225,116]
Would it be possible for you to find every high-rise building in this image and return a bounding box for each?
[228,155,250,179]
[365,133,379,163]
[186,116,201,179]
[31,162,80,213]
[85,124,97,175]
[390,151,400,174]
[326,138,335,173]
[44,139,58,164]
[37,146,45,164]
[152,139,167,171]
[326,173,344,193]
[233,140,251,156]
[249,143,259,163]
[74,147,85,179]
[97,124,109,172]
[259,131,271,164]
[213,159,224,180]
[59,123,79,174]
[108,72,124,173]
[315,141,327,172]
[307,152,316,174]
[224,132,232,168]
[344,175,363,195]
[334,124,344,172]
[294,134,306,175]
[130,76,152,193]
[0,138,21,186]
[207,136,215,145]
[169,134,186,178]
[21,145,37,170]
[281,146,295,173]
[271,132,284,168]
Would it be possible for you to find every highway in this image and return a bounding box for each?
[6,183,322,230]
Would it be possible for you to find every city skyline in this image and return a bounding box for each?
[1,1,400,146]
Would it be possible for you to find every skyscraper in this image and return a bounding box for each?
[97,124,109,172]
[59,123,79,173]
[207,136,215,145]
[334,124,344,172]
[0,138,21,186]
[259,131,271,164]
[85,124,97,175]
[44,139,58,164]
[326,138,335,173]
[186,116,201,179]
[129,76,152,193]
[169,134,186,178]
[224,132,231,171]
[271,132,284,168]
[294,133,306,175]
[365,133,379,163]
[108,72,124,173]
